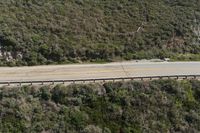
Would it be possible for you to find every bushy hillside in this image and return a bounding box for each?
[0,0,200,66]
[0,80,200,132]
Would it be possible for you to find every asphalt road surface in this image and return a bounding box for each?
[0,61,200,82]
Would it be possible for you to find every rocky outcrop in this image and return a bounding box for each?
[0,46,23,62]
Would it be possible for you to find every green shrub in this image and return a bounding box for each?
[1,80,200,132]
[0,0,199,66]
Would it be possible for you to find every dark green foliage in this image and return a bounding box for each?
[0,0,200,66]
[1,80,200,132]
[40,86,51,101]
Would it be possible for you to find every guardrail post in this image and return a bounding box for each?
[62,80,65,84]
[52,81,55,85]
[194,76,197,79]
[7,82,10,86]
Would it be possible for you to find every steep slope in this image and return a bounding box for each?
[0,80,200,132]
[0,0,200,66]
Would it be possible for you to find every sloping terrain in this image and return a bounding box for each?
[0,80,200,132]
[0,0,200,66]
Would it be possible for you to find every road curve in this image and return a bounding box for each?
[0,61,200,82]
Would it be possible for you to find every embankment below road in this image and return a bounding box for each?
[1,79,200,132]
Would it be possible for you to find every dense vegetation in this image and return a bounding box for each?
[0,0,200,66]
[1,79,200,132]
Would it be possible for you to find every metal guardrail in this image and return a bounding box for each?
[1,75,200,86]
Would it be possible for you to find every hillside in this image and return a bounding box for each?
[0,0,200,66]
[0,80,200,132]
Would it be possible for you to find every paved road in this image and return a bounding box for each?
[0,61,200,82]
